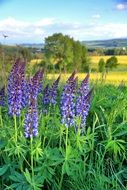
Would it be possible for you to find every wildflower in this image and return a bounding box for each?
[42,84,51,105]
[8,59,26,116]
[30,70,44,100]
[60,74,77,127]
[24,69,44,138]
[75,74,92,131]
[24,100,38,138]
[49,75,60,105]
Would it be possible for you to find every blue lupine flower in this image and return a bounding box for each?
[24,102,38,138]
[75,74,92,131]
[21,79,29,108]
[42,84,51,105]
[49,75,60,105]
[8,59,26,116]
[67,70,76,83]
[24,69,44,138]
[79,73,89,96]
[0,87,5,106]
[60,74,77,127]
[30,70,44,100]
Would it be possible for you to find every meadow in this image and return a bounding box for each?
[0,58,127,190]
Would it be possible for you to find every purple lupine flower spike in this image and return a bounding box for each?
[24,100,38,138]
[67,70,76,83]
[75,74,92,131]
[24,69,44,138]
[0,87,5,106]
[50,75,60,105]
[30,69,44,99]
[79,73,89,96]
[8,59,26,116]
[42,84,51,105]
[60,74,77,127]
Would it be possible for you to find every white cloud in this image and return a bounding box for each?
[0,17,127,44]
[116,3,127,10]
[92,14,101,19]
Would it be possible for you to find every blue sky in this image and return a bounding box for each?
[0,0,127,44]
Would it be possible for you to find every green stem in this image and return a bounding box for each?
[0,107,3,127]
[30,137,34,177]
[14,115,17,143]
[59,127,68,189]
[65,127,68,160]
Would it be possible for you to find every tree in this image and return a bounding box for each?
[98,58,105,73]
[105,56,118,72]
[44,33,89,72]
[98,58,106,80]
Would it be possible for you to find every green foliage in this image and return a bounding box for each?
[0,82,127,189]
[98,58,106,73]
[44,33,90,72]
[106,56,118,71]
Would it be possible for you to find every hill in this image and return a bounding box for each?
[82,38,127,48]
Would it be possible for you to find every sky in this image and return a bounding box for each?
[0,0,127,44]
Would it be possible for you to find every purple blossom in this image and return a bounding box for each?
[24,69,44,138]
[60,74,77,127]
[24,101,38,138]
[30,70,44,100]
[75,75,92,131]
[0,87,5,106]
[49,75,60,105]
[42,84,51,105]
[42,75,60,106]
[8,59,26,116]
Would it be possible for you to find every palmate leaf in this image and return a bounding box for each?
[105,139,126,158]
[0,164,9,176]
[9,171,29,190]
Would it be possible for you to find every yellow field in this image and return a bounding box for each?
[90,55,127,69]
[47,72,127,85]
[30,59,42,65]
[30,56,127,85]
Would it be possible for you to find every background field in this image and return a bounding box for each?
[90,55,127,71]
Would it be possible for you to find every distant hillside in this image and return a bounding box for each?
[20,43,44,49]
[82,38,127,48]
[20,38,127,49]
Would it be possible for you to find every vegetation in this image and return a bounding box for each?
[0,59,127,190]
[44,33,90,72]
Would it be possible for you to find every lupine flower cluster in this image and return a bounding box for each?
[75,74,91,130]
[60,73,92,130]
[8,59,26,116]
[60,72,77,127]
[0,87,5,106]
[6,58,92,138]
[24,98,39,138]
[24,70,44,138]
[42,75,60,105]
